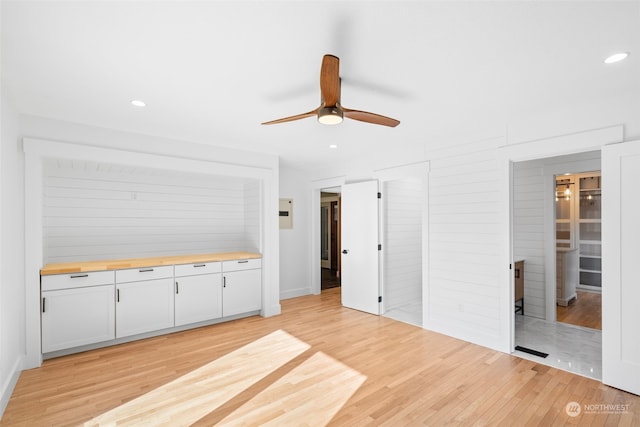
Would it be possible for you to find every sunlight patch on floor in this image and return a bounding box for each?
[84,329,310,427]
[217,351,367,426]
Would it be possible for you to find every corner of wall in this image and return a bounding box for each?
[0,356,23,419]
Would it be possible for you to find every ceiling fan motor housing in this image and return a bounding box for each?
[317,106,343,125]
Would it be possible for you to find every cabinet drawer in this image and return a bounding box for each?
[42,270,115,292]
[174,262,222,277]
[222,258,261,272]
[116,266,173,283]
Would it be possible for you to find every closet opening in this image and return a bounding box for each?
[512,151,602,380]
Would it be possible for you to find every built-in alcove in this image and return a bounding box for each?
[24,137,280,369]
[42,158,261,263]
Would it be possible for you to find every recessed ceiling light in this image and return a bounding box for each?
[329,144,338,149]
[604,52,629,64]
[131,99,146,107]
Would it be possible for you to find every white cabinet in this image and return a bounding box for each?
[40,254,262,355]
[41,271,115,353]
[222,259,262,317]
[174,262,222,326]
[115,266,174,338]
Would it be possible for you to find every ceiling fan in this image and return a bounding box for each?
[262,54,400,128]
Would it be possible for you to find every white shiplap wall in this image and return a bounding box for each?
[383,178,422,314]
[426,137,503,342]
[512,160,546,319]
[43,159,260,263]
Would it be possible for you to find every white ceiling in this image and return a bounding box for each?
[2,1,639,170]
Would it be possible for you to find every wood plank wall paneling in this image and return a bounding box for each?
[513,161,546,319]
[43,159,261,263]
[383,178,423,313]
[428,138,503,337]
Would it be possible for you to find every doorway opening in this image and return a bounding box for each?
[512,151,602,380]
[321,190,341,290]
[554,172,602,330]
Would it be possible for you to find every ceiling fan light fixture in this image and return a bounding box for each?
[317,107,343,125]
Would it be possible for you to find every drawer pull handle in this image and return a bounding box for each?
[237,260,249,264]
[139,268,154,272]
[42,297,46,313]
[223,276,226,287]
[70,274,89,279]
[176,282,179,294]
[194,264,206,268]
[117,289,120,302]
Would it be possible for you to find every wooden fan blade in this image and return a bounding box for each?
[342,107,400,127]
[261,108,319,125]
[320,55,340,107]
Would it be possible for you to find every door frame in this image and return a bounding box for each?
[311,177,346,295]
[498,125,623,354]
[320,193,341,272]
[320,201,331,269]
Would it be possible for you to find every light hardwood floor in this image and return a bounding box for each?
[557,290,602,330]
[2,288,638,426]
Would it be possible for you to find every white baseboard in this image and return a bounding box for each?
[280,287,311,300]
[0,356,23,420]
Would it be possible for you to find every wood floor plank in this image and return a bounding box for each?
[1,287,638,426]
[557,290,602,330]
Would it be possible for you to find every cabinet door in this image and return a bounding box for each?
[42,285,115,353]
[223,269,261,317]
[175,273,222,326]
[116,278,174,338]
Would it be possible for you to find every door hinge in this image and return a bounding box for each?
[378,296,382,303]
[377,192,381,199]
[378,244,382,251]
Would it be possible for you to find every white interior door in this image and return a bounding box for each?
[602,140,640,395]
[341,180,380,315]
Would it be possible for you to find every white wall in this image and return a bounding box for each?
[279,166,311,300]
[382,178,423,313]
[244,180,261,252]
[0,85,25,416]
[426,136,506,348]
[512,159,546,319]
[42,159,260,263]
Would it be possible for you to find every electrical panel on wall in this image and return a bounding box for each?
[279,198,293,229]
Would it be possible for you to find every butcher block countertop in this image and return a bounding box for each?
[40,252,262,276]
